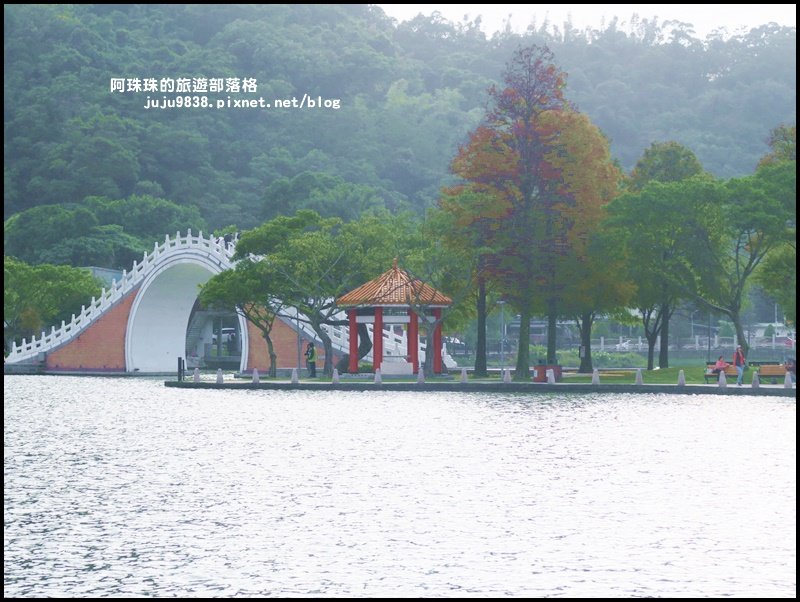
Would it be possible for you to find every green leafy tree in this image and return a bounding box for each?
[402,210,479,375]
[757,247,796,325]
[612,142,705,368]
[437,187,501,377]
[605,177,717,369]
[629,141,706,191]
[84,195,206,239]
[4,195,207,269]
[199,261,285,377]
[755,126,796,324]
[36,225,145,269]
[561,236,634,373]
[4,256,103,352]
[234,210,421,375]
[262,172,387,221]
[688,164,795,355]
[758,124,796,168]
[3,5,795,227]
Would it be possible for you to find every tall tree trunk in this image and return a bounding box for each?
[474,276,487,377]
[335,322,373,374]
[421,324,435,376]
[641,306,662,371]
[732,312,749,358]
[515,307,531,380]
[314,323,333,376]
[658,303,671,369]
[577,312,594,373]
[357,322,372,359]
[264,334,277,377]
[658,320,669,368]
[645,333,657,370]
[546,306,557,364]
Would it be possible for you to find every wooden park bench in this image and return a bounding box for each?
[703,364,738,384]
[757,364,787,384]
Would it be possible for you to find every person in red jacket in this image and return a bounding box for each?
[732,345,746,386]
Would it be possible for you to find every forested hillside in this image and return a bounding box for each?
[4,4,796,244]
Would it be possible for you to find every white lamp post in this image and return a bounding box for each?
[498,300,506,371]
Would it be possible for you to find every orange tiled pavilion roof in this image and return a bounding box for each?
[336,259,452,307]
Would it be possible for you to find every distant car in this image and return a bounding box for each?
[212,327,236,344]
[444,336,468,355]
[614,340,631,351]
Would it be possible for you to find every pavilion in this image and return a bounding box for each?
[336,260,452,374]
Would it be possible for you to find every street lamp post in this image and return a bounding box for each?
[501,306,505,371]
[498,300,506,371]
[296,309,302,372]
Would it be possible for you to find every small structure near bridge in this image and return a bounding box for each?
[336,260,452,374]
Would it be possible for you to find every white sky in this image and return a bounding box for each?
[376,4,796,38]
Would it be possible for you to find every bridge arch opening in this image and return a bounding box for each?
[185,300,243,370]
[125,256,248,373]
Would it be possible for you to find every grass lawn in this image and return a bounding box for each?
[563,366,755,385]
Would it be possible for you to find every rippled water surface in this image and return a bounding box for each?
[4,376,796,597]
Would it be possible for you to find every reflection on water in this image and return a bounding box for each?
[4,376,796,597]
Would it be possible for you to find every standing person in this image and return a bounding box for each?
[785,357,796,383]
[732,344,746,386]
[304,342,317,377]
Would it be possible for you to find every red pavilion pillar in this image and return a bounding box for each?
[407,308,419,373]
[433,308,443,374]
[348,309,358,373]
[373,307,383,373]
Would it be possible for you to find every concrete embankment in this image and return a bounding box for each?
[165,379,796,397]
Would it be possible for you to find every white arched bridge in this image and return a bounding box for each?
[5,231,453,374]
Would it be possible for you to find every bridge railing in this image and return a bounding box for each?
[283,308,441,364]
[277,306,414,363]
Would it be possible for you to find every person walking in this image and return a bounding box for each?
[304,342,317,377]
[732,344,746,386]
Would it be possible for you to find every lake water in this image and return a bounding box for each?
[4,376,796,597]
